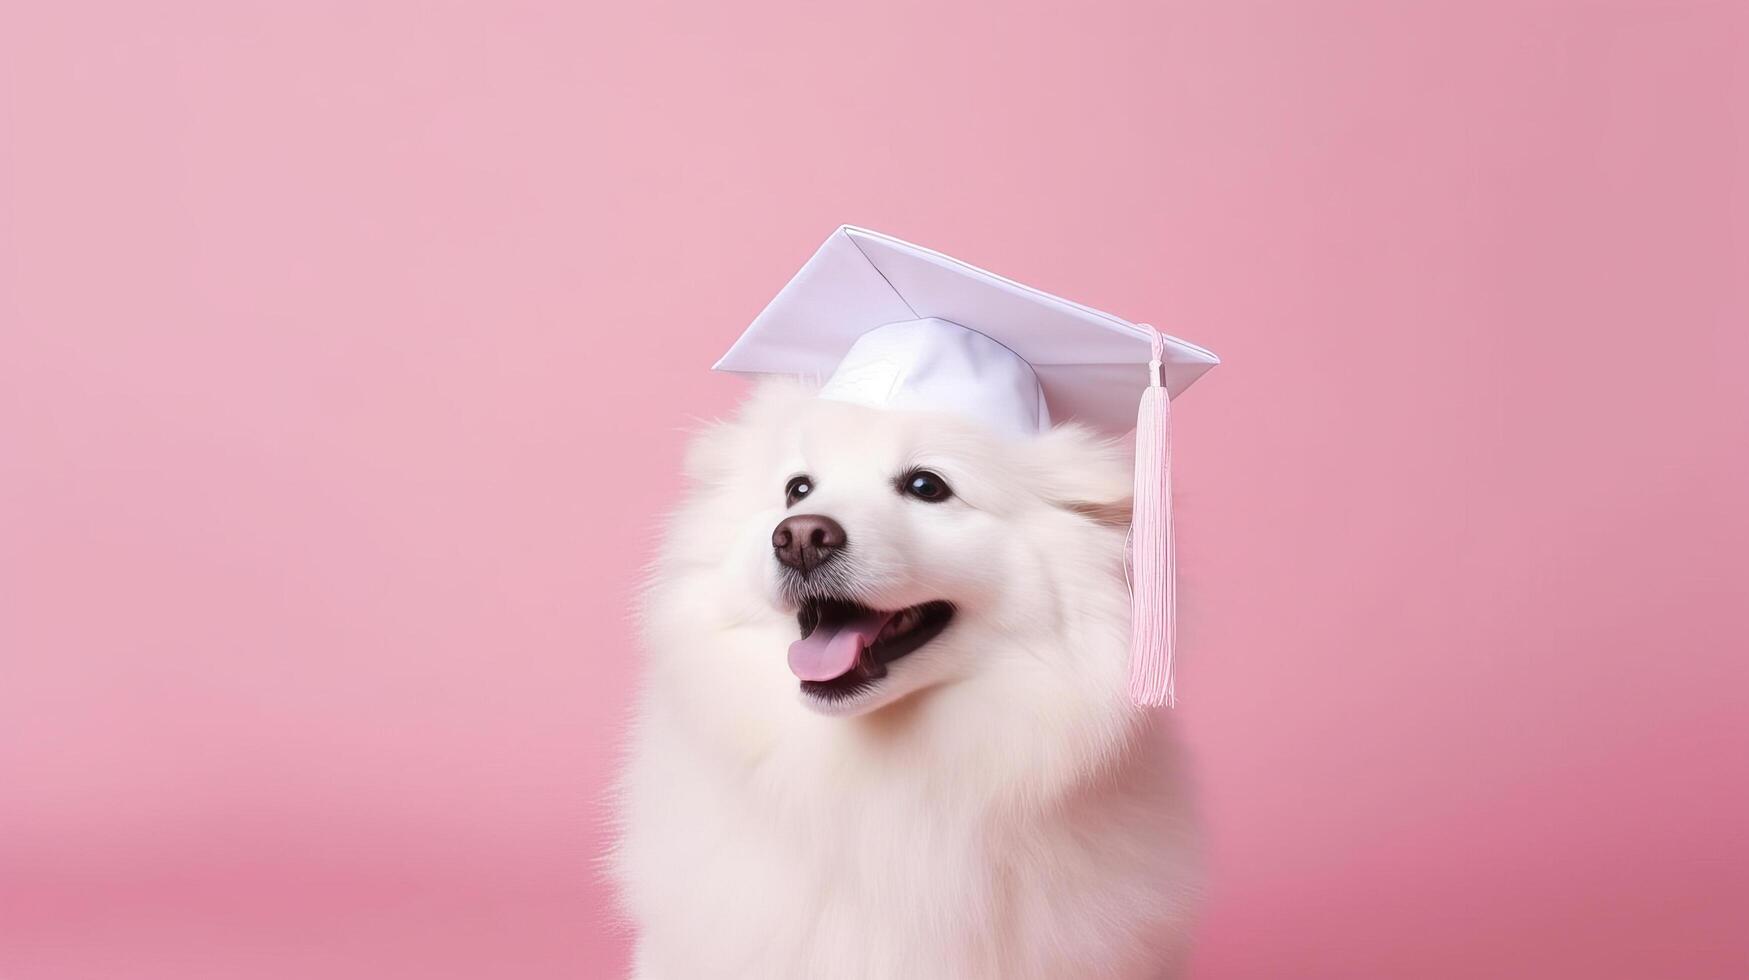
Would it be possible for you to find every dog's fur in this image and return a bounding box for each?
[612,381,1199,979]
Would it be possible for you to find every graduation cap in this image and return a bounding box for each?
[715,226,1218,707]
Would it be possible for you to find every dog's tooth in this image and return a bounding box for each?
[856,644,887,680]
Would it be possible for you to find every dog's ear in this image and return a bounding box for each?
[1027,424,1133,527]
[682,378,816,487]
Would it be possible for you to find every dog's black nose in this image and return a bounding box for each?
[772,514,847,573]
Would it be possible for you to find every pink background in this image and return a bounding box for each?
[3,2,1746,977]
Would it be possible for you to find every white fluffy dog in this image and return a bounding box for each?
[612,380,1199,979]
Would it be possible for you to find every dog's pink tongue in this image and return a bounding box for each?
[788,609,893,682]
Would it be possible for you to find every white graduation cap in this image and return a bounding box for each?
[715,225,1219,707]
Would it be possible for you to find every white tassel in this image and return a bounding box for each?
[1127,326,1176,707]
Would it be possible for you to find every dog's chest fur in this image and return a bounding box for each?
[616,696,1195,980]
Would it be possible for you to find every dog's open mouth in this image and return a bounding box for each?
[789,598,954,700]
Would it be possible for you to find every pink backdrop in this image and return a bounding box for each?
[3,2,1745,977]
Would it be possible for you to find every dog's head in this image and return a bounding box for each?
[648,380,1135,722]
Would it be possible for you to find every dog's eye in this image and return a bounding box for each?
[901,470,953,503]
[785,475,813,507]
